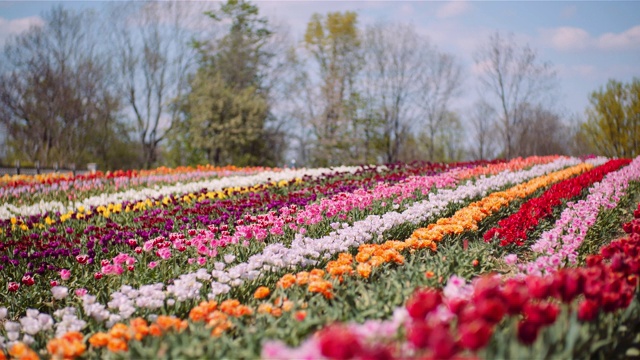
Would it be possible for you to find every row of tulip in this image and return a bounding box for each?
[484,158,630,246]
[1,158,506,342]
[0,166,271,206]
[0,165,268,188]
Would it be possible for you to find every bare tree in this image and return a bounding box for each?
[418,50,463,161]
[468,100,497,160]
[474,32,557,159]
[108,1,199,168]
[0,6,128,169]
[275,46,316,167]
[362,22,427,163]
[514,103,569,156]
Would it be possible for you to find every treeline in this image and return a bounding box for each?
[0,1,638,170]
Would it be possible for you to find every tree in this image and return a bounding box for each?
[177,0,284,167]
[430,111,466,162]
[303,11,363,166]
[474,32,557,159]
[418,51,463,161]
[565,113,595,157]
[361,22,427,163]
[398,112,465,163]
[180,71,270,165]
[513,103,569,157]
[468,100,497,160]
[108,1,196,168]
[580,78,640,158]
[0,6,135,170]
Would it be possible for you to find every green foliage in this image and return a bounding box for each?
[182,71,271,166]
[173,0,284,167]
[398,112,467,163]
[303,11,366,166]
[581,78,640,158]
[201,0,272,89]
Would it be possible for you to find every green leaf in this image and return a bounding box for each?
[590,338,613,352]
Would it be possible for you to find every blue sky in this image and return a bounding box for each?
[1,1,639,120]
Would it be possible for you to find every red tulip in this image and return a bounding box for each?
[524,301,558,326]
[555,270,583,303]
[76,254,89,264]
[577,299,599,322]
[8,282,19,292]
[501,279,529,315]
[318,325,362,360]
[429,324,458,359]
[476,297,506,324]
[585,255,603,267]
[21,275,35,286]
[517,320,540,345]
[459,318,493,351]
[526,276,553,299]
[406,289,442,320]
[407,320,432,349]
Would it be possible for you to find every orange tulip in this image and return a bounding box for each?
[254,286,271,299]
[277,274,296,289]
[89,333,110,348]
[107,337,128,353]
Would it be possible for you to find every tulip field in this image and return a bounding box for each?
[2,155,640,359]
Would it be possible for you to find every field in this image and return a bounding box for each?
[1,156,640,359]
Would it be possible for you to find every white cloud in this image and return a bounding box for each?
[436,1,471,19]
[544,26,590,51]
[597,25,640,50]
[542,25,640,51]
[0,16,43,44]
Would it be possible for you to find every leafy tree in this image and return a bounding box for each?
[176,0,283,167]
[303,11,363,166]
[398,112,466,163]
[580,78,640,158]
[181,71,270,166]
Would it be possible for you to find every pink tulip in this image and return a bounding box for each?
[59,269,71,280]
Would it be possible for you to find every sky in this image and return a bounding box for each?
[1,0,639,121]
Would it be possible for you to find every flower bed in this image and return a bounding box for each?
[1,155,639,359]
